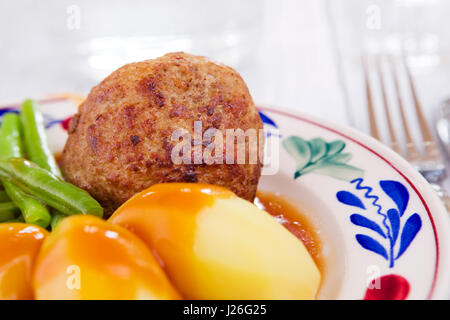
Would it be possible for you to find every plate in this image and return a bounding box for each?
[1,97,449,300]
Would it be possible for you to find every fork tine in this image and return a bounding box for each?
[403,57,434,143]
[362,55,380,140]
[389,56,420,159]
[396,57,448,210]
[402,57,443,159]
[375,56,401,154]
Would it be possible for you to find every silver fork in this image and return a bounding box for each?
[362,54,450,211]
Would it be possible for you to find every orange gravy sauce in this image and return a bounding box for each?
[255,191,324,272]
[54,153,63,168]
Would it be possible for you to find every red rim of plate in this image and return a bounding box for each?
[258,106,439,300]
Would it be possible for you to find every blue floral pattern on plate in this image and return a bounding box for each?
[337,178,422,268]
[283,134,422,268]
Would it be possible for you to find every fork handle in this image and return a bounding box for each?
[430,183,450,213]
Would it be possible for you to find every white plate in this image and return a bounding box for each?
[1,98,449,300]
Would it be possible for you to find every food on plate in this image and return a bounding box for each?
[255,191,323,271]
[0,190,9,202]
[20,100,68,228]
[0,100,103,228]
[0,53,325,300]
[0,111,51,227]
[61,52,263,216]
[0,158,103,218]
[3,180,51,228]
[109,183,321,299]
[21,99,62,177]
[0,201,20,222]
[0,113,23,160]
[0,223,48,299]
[33,215,181,300]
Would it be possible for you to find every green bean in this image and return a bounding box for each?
[0,112,52,227]
[0,113,20,204]
[0,202,19,222]
[0,190,9,202]
[0,158,103,217]
[5,216,25,223]
[20,100,68,226]
[20,100,69,226]
[0,113,24,159]
[20,99,61,177]
[3,180,50,228]
[50,210,66,230]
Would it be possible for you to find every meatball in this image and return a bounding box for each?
[61,52,263,216]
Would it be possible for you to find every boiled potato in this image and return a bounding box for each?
[32,215,180,300]
[0,223,48,300]
[109,183,321,299]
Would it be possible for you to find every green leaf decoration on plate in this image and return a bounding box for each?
[282,136,310,172]
[283,136,364,181]
[308,138,327,163]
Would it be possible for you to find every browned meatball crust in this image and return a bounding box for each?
[61,52,263,216]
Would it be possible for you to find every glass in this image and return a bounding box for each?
[0,0,263,101]
[327,0,450,129]
[329,0,450,64]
